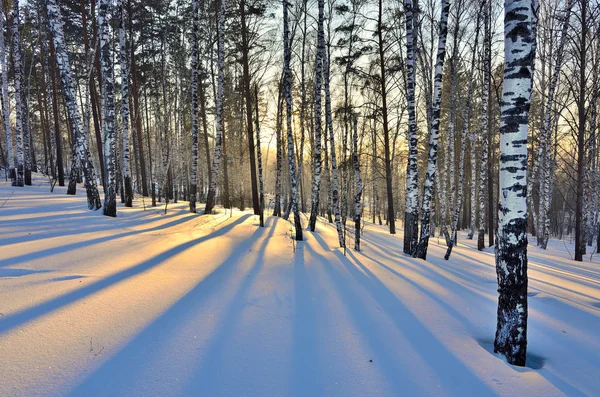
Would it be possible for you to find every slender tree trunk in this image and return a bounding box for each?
[478,0,491,251]
[352,114,363,251]
[308,0,325,231]
[129,0,147,197]
[255,85,264,227]
[413,0,450,259]
[444,3,483,260]
[378,0,397,236]
[98,0,117,217]
[205,0,226,214]
[118,0,133,207]
[240,0,260,215]
[46,0,102,210]
[0,3,14,185]
[10,3,26,186]
[283,0,303,240]
[494,0,535,366]
[538,0,574,249]
[190,0,200,213]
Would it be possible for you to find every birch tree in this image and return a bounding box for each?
[283,0,303,241]
[46,0,102,210]
[255,85,264,227]
[477,0,491,251]
[98,0,117,217]
[10,2,26,186]
[119,0,133,207]
[205,0,225,215]
[413,0,450,259]
[308,0,325,232]
[494,0,536,367]
[0,4,14,185]
[190,0,199,213]
[403,0,419,252]
[352,113,363,251]
[535,0,573,249]
[445,3,483,260]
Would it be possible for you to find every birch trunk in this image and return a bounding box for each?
[0,4,14,185]
[413,0,450,259]
[190,0,199,213]
[444,3,483,260]
[537,0,573,249]
[46,0,101,210]
[494,0,535,366]
[98,0,117,217]
[10,3,25,186]
[308,0,325,231]
[119,0,132,207]
[323,46,343,247]
[255,85,264,227]
[205,0,226,215]
[352,114,363,251]
[478,0,491,251]
[283,0,303,241]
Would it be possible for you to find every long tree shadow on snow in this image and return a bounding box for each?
[0,214,253,336]
[0,204,209,248]
[308,230,494,395]
[0,210,220,268]
[67,217,279,396]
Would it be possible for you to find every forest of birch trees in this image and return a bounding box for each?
[1,0,599,366]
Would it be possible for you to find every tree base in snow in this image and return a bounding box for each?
[477,229,485,251]
[494,282,528,366]
[403,211,418,255]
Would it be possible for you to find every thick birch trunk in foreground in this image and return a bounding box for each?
[205,0,225,215]
[46,0,101,210]
[283,0,302,241]
[413,0,449,259]
[308,0,325,232]
[494,0,535,367]
[190,0,199,213]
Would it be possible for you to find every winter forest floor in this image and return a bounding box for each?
[1,175,599,397]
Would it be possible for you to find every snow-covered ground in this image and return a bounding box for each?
[1,175,599,397]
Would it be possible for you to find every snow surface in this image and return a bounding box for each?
[1,175,599,397]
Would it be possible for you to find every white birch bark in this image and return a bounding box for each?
[205,0,225,214]
[10,4,24,186]
[255,85,264,227]
[308,0,325,232]
[403,0,419,250]
[477,0,491,251]
[98,0,117,217]
[190,0,199,213]
[444,3,483,260]
[119,0,133,207]
[494,0,536,367]
[46,0,102,210]
[283,0,303,241]
[0,6,13,184]
[413,0,450,259]
[536,0,573,248]
[352,113,363,251]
